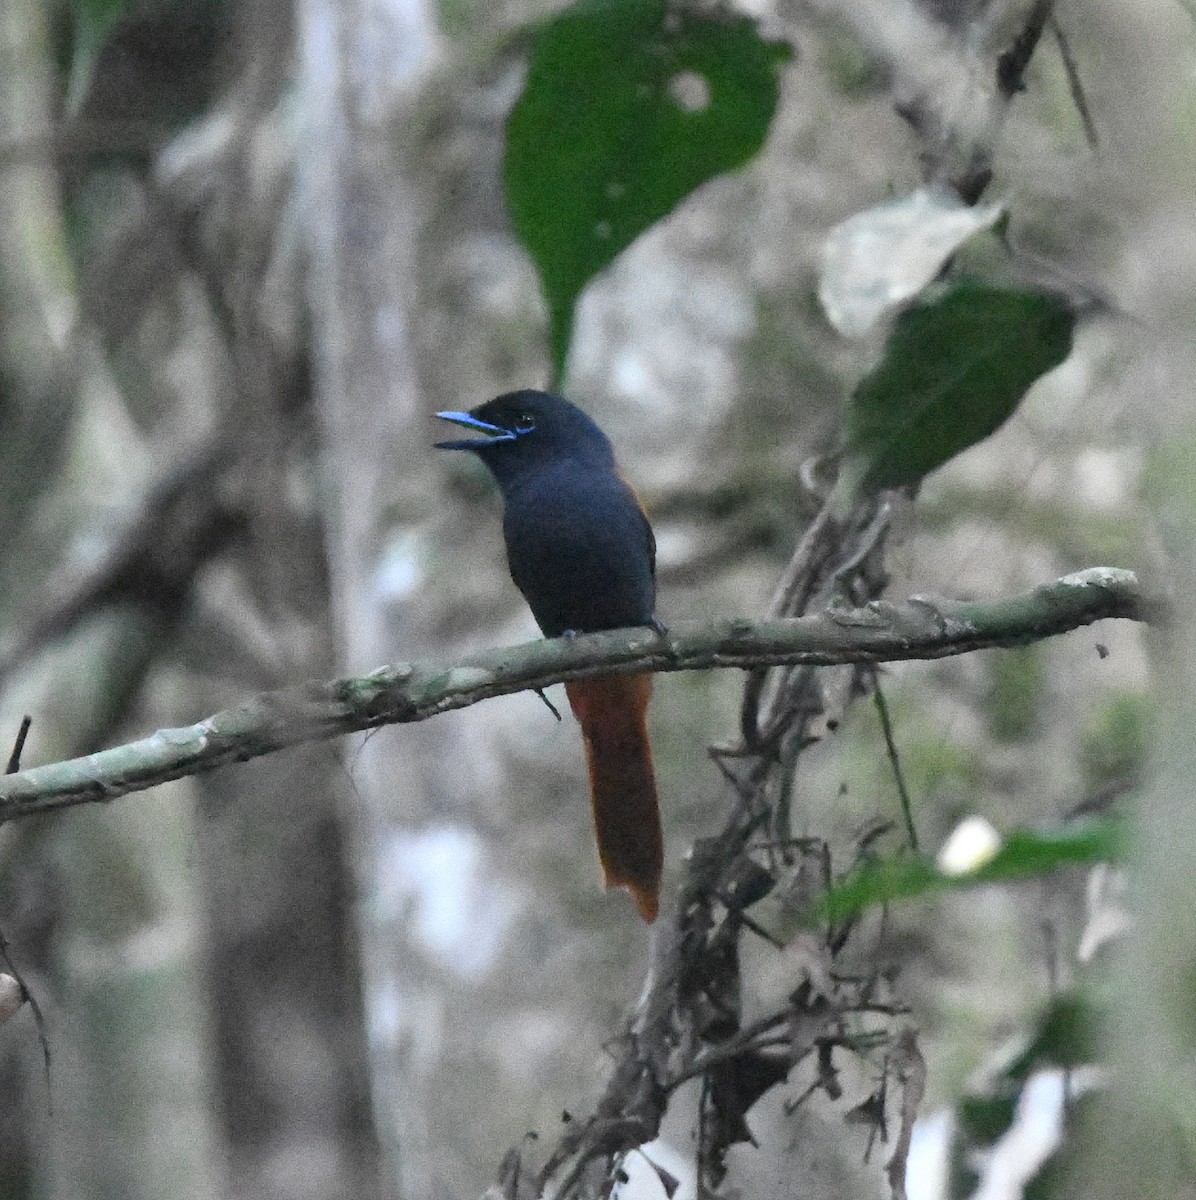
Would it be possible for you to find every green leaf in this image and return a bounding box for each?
[815,819,1123,927]
[504,0,791,381]
[745,820,1123,945]
[1005,992,1100,1077]
[957,1093,1019,1146]
[837,281,1076,503]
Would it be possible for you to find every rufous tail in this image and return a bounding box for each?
[564,674,662,922]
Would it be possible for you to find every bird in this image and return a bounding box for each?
[436,389,664,921]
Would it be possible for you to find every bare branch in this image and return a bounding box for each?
[0,567,1153,823]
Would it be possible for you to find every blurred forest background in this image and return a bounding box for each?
[0,0,1190,1198]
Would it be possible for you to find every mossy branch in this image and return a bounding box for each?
[0,568,1154,823]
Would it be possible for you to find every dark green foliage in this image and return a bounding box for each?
[1005,993,1100,1075]
[957,1092,1018,1145]
[838,281,1076,501]
[949,994,1102,1199]
[504,0,791,380]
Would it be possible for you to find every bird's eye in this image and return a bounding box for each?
[514,413,536,433]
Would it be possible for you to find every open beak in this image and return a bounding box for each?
[434,411,517,450]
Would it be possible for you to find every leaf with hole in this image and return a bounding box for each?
[504,0,792,381]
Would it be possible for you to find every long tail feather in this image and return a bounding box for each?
[565,674,662,922]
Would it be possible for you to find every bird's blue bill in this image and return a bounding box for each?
[434,411,518,450]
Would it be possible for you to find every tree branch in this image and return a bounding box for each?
[0,568,1153,823]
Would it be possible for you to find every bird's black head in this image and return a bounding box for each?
[435,390,615,490]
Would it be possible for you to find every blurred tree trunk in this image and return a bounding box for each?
[297,1,458,1194]
[167,2,389,1195]
[0,0,387,1196]
[0,3,220,1199]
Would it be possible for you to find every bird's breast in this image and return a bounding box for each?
[501,465,655,638]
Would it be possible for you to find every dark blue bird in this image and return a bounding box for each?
[437,390,663,920]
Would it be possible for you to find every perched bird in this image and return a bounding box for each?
[436,390,664,921]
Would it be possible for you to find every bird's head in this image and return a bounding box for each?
[435,390,615,487]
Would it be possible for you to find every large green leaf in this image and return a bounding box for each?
[836,281,1075,503]
[504,0,791,381]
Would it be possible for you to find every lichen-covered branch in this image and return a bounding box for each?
[0,568,1152,823]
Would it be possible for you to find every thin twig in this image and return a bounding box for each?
[1050,17,1099,151]
[872,681,918,852]
[5,716,31,775]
